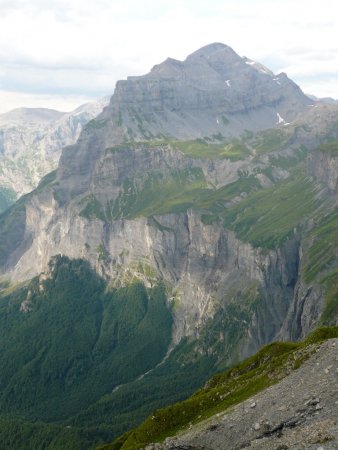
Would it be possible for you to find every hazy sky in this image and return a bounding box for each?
[0,0,337,113]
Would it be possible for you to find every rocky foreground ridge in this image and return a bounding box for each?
[144,337,338,450]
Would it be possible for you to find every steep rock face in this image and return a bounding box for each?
[308,146,338,192]
[7,184,300,357]
[112,43,310,120]
[280,277,324,341]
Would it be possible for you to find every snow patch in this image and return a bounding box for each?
[276,112,286,125]
[273,78,281,86]
[259,68,270,75]
[245,59,272,75]
[216,118,219,125]
[225,80,231,87]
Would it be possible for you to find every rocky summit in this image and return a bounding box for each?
[0,43,337,450]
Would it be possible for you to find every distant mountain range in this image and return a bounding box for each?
[0,97,109,212]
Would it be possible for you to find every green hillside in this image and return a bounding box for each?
[0,256,173,448]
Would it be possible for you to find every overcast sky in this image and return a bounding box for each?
[0,0,337,113]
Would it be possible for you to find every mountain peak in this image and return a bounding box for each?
[185,42,240,62]
[102,41,311,149]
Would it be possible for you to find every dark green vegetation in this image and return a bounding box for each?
[0,257,277,449]
[0,418,111,450]
[317,139,338,157]
[102,327,338,450]
[0,187,17,213]
[0,256,173,449]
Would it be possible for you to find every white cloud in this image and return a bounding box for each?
[0,90,97,114]
[0,0,337,112]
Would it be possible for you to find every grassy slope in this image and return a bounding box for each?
[107,138,252,161]
[222,170,324,248]
[80,170,261,222]
[173,139,251,161]
[101,327,338,450]
[317,139,338,157]
[106,168,208,219]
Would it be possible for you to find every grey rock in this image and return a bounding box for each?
[0,97,109,197]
